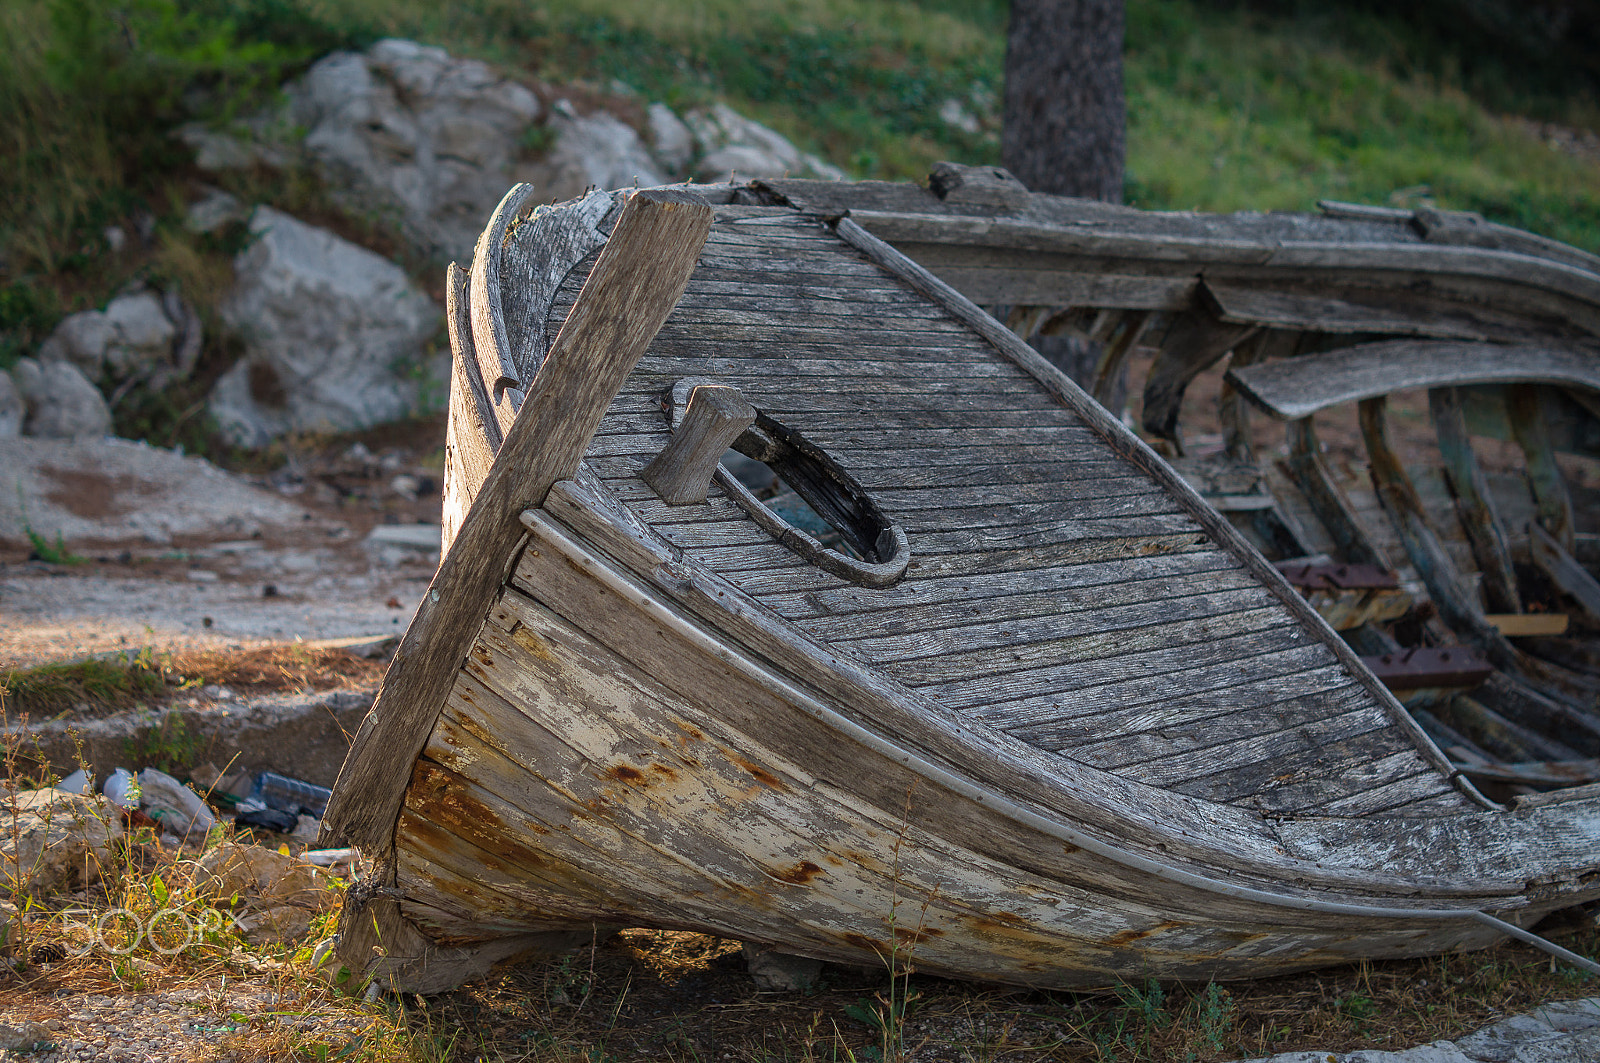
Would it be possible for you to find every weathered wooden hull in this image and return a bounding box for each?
[323,175,1600,994]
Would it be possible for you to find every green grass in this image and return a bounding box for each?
[2,0,1597,389]
[2,653,168,719]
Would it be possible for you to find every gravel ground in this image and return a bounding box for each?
[1245,997,1600,1062]
[1,982,372,1061]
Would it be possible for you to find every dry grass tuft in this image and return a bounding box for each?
[2,645,383,722]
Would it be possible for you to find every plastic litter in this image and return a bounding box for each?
[232,800,298,834]
[251,772,333,818]
[103,768,140,810]
[138,768,216,836]
[57,769,91,796]
[301,848,356,867]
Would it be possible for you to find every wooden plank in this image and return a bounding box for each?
[605,350,1040,380]
[586,435,1113,467]
[759,549,1242,623]
[1140,309,1258,447]
[321,188,715,853]
[916,265,1197,309]
[1010,667,1359,748]
[799,564,1261,643]
[602,399,1071,430]
[1284,418,1392,569]
[1360,396,1507,651]
[1072,687,1383,772]
[918,618,1317,703]
[1475,672,1600,758]
[1434,693,1583,763]
[468,183,539,422]
[499,188,615,384]
[1530,522,1600,622]
[1312,768,1472,816]
[442,262,502,554]
[1430,387,1521,614]
[1089,309,1153,409]
[974,641,1338,733]
[837,585,1278,665]
[1508,385,1578,552]
[695,531,1214,583]
[1175,729,1419,808]
[1486,613,1569,637]
[1125,707,1394,793]
[1202,281,1493,339]
[1227,340,1600,421]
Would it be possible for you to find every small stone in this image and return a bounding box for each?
[742,943,824,992]
[103,226,128,253]
[184,187,247,234]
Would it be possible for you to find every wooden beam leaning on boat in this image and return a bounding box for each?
[323,188,713,857]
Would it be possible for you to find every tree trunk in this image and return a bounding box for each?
[1002,0,1126,204]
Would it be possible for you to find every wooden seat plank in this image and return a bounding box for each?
[1228,340,1600,421]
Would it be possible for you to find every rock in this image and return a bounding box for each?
[195,842,337,914]
[0,1021,53,1053]
[365,523,441,567]
[12,358,112,439]
[35,288,199,389]
[284,39,543,259]
[185,186,248,234]
[742,943,824,991]
[0,788,122,899]
[36,311,115,377]
[176,122,291,171]
[647,102,695,175]
[0,371,22,438]
[517,100,668,205]
[0,435,307,546]
[101,292,178,379]
[938,97,982,135]
[235,904,315,945]
[211,206,441,446]
[684,103,845,182]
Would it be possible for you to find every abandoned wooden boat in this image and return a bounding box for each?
[321,175,1600,995]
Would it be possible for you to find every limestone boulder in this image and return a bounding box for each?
[648,102,695,175]
[685,103,846,182]
[0,371,22,438]
[35,287,201,390]
[211,206,442,446]
[0,788,122,899]
[11,358,112,439]
[516,100,669,204]
[284,39,542,260]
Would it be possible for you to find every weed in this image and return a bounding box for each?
[22,525,85,566]
[124,711,203,775]
[1187,981,1238,1054]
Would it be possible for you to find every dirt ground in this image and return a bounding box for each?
[0,420,449,671]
